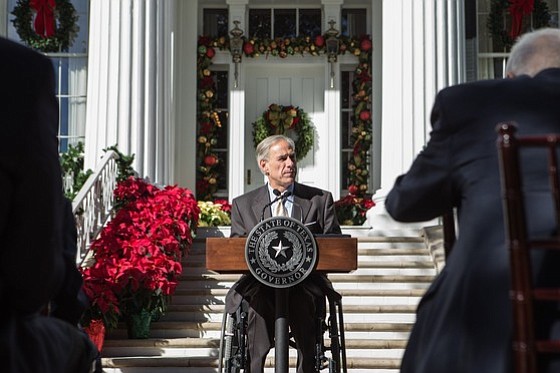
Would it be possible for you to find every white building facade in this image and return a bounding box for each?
[2,0,558,231]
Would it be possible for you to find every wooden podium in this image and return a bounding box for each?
[206,235,357,373]
[206,236,358,273]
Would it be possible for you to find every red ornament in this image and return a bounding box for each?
[206,47,215,58]
[360,38,372,52]
[243,42,254,55]
[348,184,359,195]
[314,35,325,47]
[204,155,217,166]
[359,110,371,121]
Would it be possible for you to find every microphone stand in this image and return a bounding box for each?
[260,189,292,221]
[257,188,294,372]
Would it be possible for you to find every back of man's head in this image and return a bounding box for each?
[505,28,560,77]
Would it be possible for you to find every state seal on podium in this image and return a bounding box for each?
[245,216,318,288]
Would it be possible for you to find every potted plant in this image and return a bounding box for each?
[80,269,120,351]
[334,194,375,226]
[81,177,200,339]
[196,199,232,237]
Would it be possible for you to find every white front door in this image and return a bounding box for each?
[244,63,325,193]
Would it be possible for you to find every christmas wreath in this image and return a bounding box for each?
[252,104,314,160]
[11,0,79,53]
[487,0,551,51]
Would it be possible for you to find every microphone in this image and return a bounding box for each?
[260,189,292,221]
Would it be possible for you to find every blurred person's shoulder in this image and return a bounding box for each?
[0,37,47,61]
[0,37,52,75]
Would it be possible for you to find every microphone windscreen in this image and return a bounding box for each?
[273,189,281,196]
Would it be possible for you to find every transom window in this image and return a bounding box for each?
[248,8,322,38]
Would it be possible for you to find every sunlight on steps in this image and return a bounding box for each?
[101,230,443,373]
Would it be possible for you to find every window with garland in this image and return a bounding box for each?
[8,0,90,153]
[476,0,559,80]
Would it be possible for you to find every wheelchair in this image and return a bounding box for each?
[218,293,347,373]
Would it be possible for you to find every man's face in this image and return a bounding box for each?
[260,140,297,191]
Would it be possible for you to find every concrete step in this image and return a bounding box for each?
[101,356,402,372]
[100,234,435,373]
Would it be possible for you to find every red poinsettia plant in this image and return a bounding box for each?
[334,193,375,226]
[80,177,200,330]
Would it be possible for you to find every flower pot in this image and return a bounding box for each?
[84,319,106,352]
[125,309,152,339]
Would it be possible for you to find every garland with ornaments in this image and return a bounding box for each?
[252,104,314,160]
[11,0,79,53]
[487,0,551,51]
[196,34,372,200]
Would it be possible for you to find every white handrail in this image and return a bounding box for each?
[72,150,119,264]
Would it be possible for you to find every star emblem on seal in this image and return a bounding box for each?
[272,240,289,258]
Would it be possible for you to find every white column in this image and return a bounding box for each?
[366,0,465,235]
[84,0,110,168]
[322,0,343,199]
[117,0,133,158]
[173,0,197,191]
[130,0,145,179]
[84,0,176,186]
[143,0,157,180]
[227,0,249,200]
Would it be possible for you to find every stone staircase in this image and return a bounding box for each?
[101,232,441,373]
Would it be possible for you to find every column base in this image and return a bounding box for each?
[365,188,438,237]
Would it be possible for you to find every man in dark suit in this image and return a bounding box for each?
[385,28,560,373]
[51,198,90,326]
[225,134,341,373]
[0,37,96,373]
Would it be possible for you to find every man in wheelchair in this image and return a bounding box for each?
[224,135,343,373]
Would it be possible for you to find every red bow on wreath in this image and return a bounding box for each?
[30,0,56,38]
[509,0,535,40]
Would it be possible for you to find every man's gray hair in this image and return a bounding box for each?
[506,28,560,77]
[256,135,296,173]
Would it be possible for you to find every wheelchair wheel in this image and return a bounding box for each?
[313,296,348,373]
[218,303,248,373]
[323,298,347,373]
[331,299,347,373]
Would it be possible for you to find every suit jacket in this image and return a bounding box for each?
[0,37,63,315]
[51,198,89,325]
[226,182,342,311]
[386,68,560,373]
[0,37,95,373]
[230,182,341,237]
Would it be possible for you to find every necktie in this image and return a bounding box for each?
[275,195,288,217]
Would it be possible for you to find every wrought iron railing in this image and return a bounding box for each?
[72,150,119,264]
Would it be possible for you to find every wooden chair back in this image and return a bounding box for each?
[496,122,560,373]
